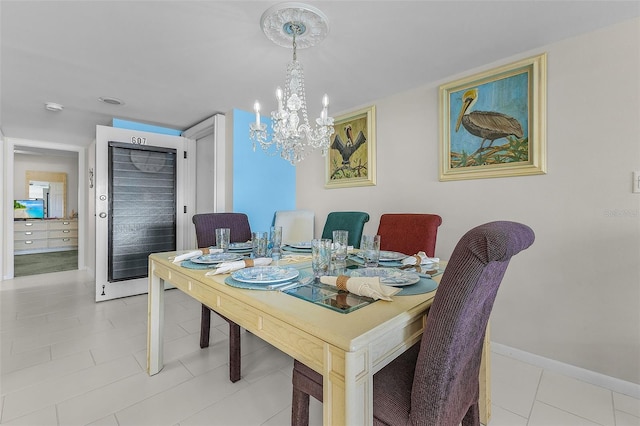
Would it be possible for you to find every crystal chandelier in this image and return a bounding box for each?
[250,3,334,164]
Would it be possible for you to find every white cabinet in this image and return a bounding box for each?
[14,219,78,254]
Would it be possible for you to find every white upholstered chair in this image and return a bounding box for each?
[273,210,315,244]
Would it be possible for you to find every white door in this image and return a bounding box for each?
[94,126,196,301]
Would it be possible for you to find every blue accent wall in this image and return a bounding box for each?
[232,109,296,233]
[112,118,182,136]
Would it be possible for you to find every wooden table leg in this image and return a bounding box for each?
[147,260,165,375]
[479,325,491,425]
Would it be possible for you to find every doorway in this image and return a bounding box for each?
[12,147,80,277]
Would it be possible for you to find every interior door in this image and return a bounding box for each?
[95,126,195,301]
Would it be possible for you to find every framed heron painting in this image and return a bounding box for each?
[439,53,547,181]
[325,105,376,188]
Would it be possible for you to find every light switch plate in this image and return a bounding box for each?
[634,171,640,193]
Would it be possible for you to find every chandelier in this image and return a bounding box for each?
[250,3,335,164]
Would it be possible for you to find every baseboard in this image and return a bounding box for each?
[491,342,640,399]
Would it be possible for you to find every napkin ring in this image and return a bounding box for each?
[413,255,421,265]
[244,259,254,267]
[336,275,349,291]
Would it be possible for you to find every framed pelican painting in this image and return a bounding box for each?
[439,53,547,181]
[325,105,377,188]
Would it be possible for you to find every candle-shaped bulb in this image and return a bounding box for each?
[322,94,329,108]
[276,87,284,112]
[254,101,260,126]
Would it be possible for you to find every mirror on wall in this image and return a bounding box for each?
[25,171,67,218]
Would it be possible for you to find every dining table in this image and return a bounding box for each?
[146,251,491,425]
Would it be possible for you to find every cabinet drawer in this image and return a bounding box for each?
[14,239,49,250]
[48,237,78,249]
[14,221,47,232]
[14,230,48,241]
[48,229,78,239]
[47,220,78,231]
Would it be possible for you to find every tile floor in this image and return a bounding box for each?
[1,269,638,426]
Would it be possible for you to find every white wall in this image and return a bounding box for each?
[13,153,79,216]
[297,18,640,384]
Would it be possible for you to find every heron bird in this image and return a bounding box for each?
[331,124,366,166]
[455,88,523,151]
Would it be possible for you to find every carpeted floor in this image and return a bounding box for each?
[14,250,78,277]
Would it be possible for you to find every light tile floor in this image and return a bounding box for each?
[1,270,638,426]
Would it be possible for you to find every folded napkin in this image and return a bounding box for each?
[172,248,223,263]
[401,251,440,266]
[320,275,401,301]
[279,254,313,263]
[173,250,202,263]
[205,257,272,275]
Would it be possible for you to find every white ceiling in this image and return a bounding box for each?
[2,1,639,148]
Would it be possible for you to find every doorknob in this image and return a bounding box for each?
[99,212,107,218]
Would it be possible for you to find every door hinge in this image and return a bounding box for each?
[183,151,187,159]
[184,206,187,214]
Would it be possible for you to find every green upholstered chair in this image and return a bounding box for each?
[321,211,370,248]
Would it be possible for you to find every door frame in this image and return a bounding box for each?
[2,138,85,280]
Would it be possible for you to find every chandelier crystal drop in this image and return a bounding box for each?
[250,3,334,164]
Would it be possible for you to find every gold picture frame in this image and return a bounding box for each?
[439,53,547,181]
[325,105,376,188]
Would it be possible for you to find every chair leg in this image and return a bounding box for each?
[229,321,241,383]
[199,304,211,348]
[291,387,311,426]
[462,402,480,426]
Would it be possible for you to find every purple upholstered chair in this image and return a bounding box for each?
[291,221,535,426]
[192,212,252,383]
[377,213,443,257]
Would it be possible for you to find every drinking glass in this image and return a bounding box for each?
[270,226,283,264]
[215,228,230,252]
[311,238,332,277]
[360,234,381,267]
[251,231,268,258]
[332,230,349,262]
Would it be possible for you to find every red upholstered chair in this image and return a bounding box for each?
[192,212,252,382]
[291,221,535,426]
[376,213,443,257]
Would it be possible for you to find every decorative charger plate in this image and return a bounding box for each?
[356,250,408,262]
[229,242,253,250]
[191,253,243,264]
[231,266,299,284]
[345,267,420,287]
[286,241,313,249]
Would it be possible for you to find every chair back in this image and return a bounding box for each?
[192,213,252,248]
[376,213,442,256]
[273,210,315,244]
[321,211,370,248]
[410,221,534,425]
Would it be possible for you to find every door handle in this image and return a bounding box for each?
[99,212,107,218]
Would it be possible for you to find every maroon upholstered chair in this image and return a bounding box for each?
[291,221,535,426]
[192,212,252,383]
[376,213,443,257]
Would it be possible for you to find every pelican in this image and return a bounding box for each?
[455,88,523,151]
[331,124,366,166]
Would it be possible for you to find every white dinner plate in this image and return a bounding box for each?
[286,241,313,249]
[190,253,243,264]
[345,267,420,287]
[356,250,408,262]
[229,242,253,250]
[231,266,300,284]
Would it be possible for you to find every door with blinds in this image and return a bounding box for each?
[108,143,176,281]
[94,126,196,301]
